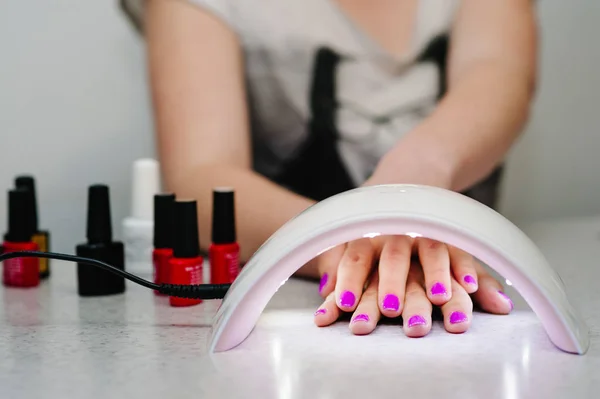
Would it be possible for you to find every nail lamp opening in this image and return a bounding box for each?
[208,184,589,355]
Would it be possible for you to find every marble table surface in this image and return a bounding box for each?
[1,216,599,398]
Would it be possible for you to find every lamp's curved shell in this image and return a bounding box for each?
[208,185,589,354]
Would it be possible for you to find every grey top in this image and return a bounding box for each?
[121,0,504,206]
[1,215,599,398]
[122,0,470,198]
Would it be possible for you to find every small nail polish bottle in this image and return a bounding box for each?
[122,158,160,276]
[209,188,240,284]
[2,188,40,287]
[152,193,175,294]
[169,199,203,307]
[76,184,126,296]
[15,175,51,279]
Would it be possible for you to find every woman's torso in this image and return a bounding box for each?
[223,0,462,197]
[124,0,503,206]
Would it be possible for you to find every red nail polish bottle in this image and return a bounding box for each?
[209,188,240,284]
[15,175,51,279]
[152,193,175,295]
[2,188,40,288]
[169,199,203,307]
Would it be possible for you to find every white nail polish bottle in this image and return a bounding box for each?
[122,158,160,276]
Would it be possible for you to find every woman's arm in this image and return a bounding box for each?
[144,0,315,262]
[366,0,538,191]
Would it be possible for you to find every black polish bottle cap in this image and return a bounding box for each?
[4,188,34,242]
[153,193,175,249]
[212,188,236,244]
[86,184,113,244]
[173,199,200,258]
[15,175,39,231]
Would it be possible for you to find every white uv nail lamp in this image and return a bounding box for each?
[208,184,589,355]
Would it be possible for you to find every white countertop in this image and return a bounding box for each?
[1,216,599,398]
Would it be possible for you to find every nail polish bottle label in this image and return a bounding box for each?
[225,252,240,280]
[209,243,240,284]
[186,263,203,285]
[169,256,203,306]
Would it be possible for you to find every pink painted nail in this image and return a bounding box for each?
[314,308,327,316]
[339,291,356,308]
[449,311,468,324]
[382,294,400,311]
[463,275,477,285]
[430,282,447,296]
[498,291,514,311]
[407,315,426,327]
[352,314,369,323]
[319,273,328,293]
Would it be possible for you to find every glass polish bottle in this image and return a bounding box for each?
[152,193,175,295]
[15,175,51,279]
[209,188,240,284]
[169,199,203,307]
[122,158,160,276]
[76,184,126,296]
[2,188,40,287]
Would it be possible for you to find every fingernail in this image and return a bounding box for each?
[352,314,369,323]
[463,275,477,285]
[319,273,328,293]
[498,291,514,311]
[382,294,400,311]
[449,311,468,324]
[430,282,447,296]
[339,291,356,307]
[314,308,327,316]
[407,315,426,327]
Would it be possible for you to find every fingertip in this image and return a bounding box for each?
[497,290,514,313]
[379,293,402,318]
[315,245,345,296]
[337,290,358,312]
[314,304,339,327]
[444,310,471,334]
[318,272,331,297]
[473,281,513,315]
[461,274,479,294]
[313,308,328,327]
[403,314,431,338]
[314,292,340,327]
[428,282,451,305]
[349,313,376,335]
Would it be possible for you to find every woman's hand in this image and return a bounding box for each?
[312,236,513,336]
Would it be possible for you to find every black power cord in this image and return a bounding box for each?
[0,250,231,299]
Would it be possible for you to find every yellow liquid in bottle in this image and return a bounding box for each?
[31,232,49,277]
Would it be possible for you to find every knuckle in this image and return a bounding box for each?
[343,248,372,268]
[384,247,409,264]
[384,241,411,261]
[421,238,443,251]
[428,240,442,250]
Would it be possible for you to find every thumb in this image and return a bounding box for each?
[316,244,345,298]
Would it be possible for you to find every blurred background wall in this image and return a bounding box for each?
[0,0,599,253]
